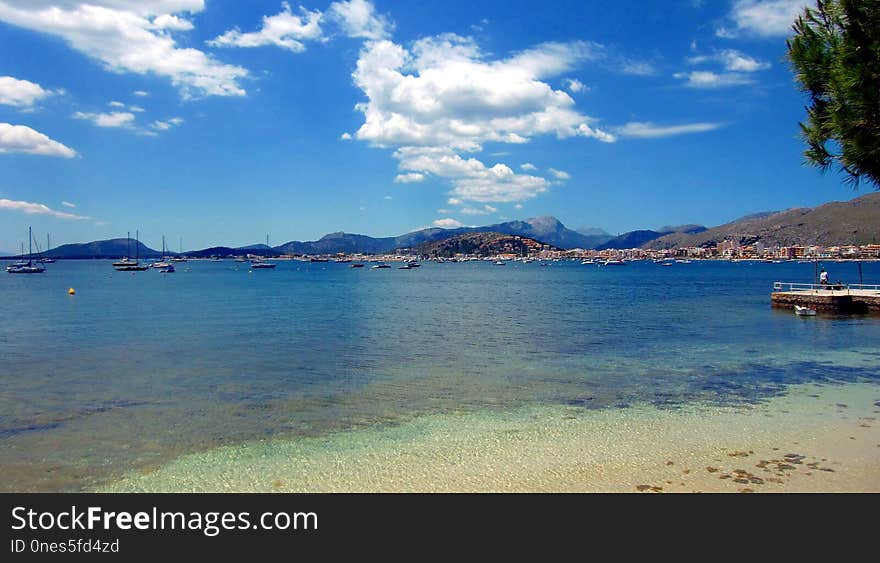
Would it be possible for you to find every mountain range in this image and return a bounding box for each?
[5,193,877,259]
[644,191,880,249]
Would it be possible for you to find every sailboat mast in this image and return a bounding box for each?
[127,231,131,260]
[28,226,32,265]
[136,230,140,262]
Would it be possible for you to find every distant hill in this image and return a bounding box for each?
[644,192,880,249]
[414,232,557,258]
[45,238,162,259]
[275,216,610,255]
[597,224,707,250]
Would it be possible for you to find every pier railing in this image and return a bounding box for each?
[773,282,880,293]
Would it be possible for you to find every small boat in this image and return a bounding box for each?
[371,263,391,269]
[398,264,412,269]
[41,234,56,263]
[494,260,505,266]
[159,264,175,273]
[114,230,149,271]
[351,263,365,268]
[251,260,276,269]
[7,229,46,274]
[151,236,172,269]
[603,259,625,266]
[661,262,673,267]
[407,261,421,267]
[794,305,817,316]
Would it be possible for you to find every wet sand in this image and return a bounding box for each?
[99,382,880,493]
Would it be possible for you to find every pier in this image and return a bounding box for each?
[771,282,880,314]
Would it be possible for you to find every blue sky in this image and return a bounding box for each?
[0,0,862,252]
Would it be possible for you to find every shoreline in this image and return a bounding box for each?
[99,381,880,493]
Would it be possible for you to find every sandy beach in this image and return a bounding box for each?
[99,381,880,493]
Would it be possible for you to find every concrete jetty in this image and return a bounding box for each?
[772,282,880,314]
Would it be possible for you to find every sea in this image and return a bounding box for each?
[1,259,879,491]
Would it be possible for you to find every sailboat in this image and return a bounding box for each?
[114,230,149,271]
[151,236,172,269]
[7,227,46,274]
[251,234,277,269]
[40,234,56,263]
[171,237,187,262]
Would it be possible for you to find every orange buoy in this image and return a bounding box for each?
[68,287,76,295]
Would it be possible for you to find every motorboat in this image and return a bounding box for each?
[794,305,817,316]
[371,263,391,269]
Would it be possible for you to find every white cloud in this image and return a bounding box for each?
[447,198,462,205]
[394,172,425,183]
[129,105,145,112]
[61,200,76,208]
[0,123,77,157]
[520,163,537,171]
[351,33,613,203]
[564,78,586,93]
[133,90,149,97]
[718,49,770,72]
[548,168,570,181]
[150,116,184,131]
[0,1,248,98]
[209,2,323,53]
[674,70,754,88]
[0,76,58,107]
[689,49,770,73]
[615,121,726,138]
[459,204,498,215]
[514,203,523,209]
[723,0,809,37]
[433,217,463,229]
[340,132,352,140]
[153,13,193,31]
[329,0,392,40]
[0,197,88,220]
[73,111,135,128]
[108,100,126,108]
[620,61,656,76]
[384,195,392,200]
[396,147,551,203]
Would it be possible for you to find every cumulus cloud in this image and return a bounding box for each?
[674,70,754,88]
[717,49,770,72]
[459,204,498,215]
[329,0,392,40]
[0,123,77,157]
[721,0,809,37]
[564,78,586,93]
[350,31,614,203]
[0,197,88,220]
[433,217,463,228]
[548,168,570,181]
[0,1,248,98]
[73,111,135,128]
[150,116,184,130]
[688,49,770,72]
[394,172,425,183]
[0,75,60,107]
[395,147,551,203]
[520,163,537,171]
[209,2,323,53]
[615,121,726,138]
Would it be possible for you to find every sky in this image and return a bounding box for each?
[0,0,865,252]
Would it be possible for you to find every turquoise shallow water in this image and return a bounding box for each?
[1,259,879,491]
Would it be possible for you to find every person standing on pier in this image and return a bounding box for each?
[819,268,829,285]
